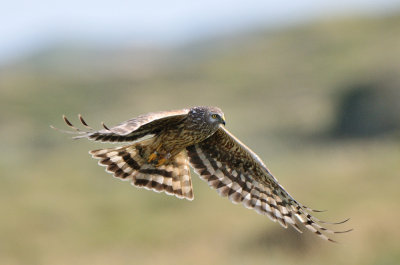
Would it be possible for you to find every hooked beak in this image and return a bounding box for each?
[221,115,226,126]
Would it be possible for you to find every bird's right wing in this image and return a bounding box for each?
[52,109,189,143]
[186,126,351,242]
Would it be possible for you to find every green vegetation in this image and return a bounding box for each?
[333,79,400,137]
[1,13,400,265]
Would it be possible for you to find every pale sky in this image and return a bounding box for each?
[1,0,399,63]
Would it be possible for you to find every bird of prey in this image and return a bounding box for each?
[52,106,351,242]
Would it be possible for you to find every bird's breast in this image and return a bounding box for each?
[161,125,212,151]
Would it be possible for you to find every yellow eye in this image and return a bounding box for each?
[211,114,218,119]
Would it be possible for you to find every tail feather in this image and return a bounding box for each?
[90,140,193,200]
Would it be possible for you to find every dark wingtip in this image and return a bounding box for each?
[78,114,88,126]
[312,209,327,213]
[319,217,351,225]
[332,217,350,225]
[101,121,110,131]
[334,228,354,234]
[78,114,94,130]
[328,238,339,244]
[63,115,73,127]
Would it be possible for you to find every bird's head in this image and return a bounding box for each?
[207,108,225,126]
[188,106,226,130]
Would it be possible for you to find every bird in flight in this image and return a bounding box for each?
[52,106,351,242]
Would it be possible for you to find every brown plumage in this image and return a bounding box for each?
[52,106,351,242]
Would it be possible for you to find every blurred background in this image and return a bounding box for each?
[1,1,400,264]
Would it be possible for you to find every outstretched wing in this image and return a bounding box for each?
[186,126,351,242]
[53,109,189,142]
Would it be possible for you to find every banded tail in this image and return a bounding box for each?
[90,139,193,200]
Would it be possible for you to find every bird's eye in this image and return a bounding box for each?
[211,114,218,119]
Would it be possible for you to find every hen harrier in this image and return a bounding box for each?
[52,106,351,242]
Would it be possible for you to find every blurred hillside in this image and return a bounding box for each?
[1,13,400,265]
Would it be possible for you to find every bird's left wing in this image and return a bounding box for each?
[52,109,189,143]
[186,126,351,242]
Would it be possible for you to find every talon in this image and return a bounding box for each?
[156,158,167,167]
[148,152,158,163]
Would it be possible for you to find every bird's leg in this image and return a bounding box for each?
[147,142,163,163]
[147,151,158,163]
[147,143,172,166]
[155,153,171,167]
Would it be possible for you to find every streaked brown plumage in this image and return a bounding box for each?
[52,106,351,242]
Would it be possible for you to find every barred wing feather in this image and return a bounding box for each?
[186,126,351,242]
